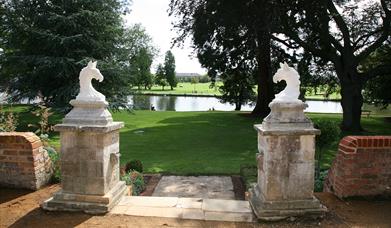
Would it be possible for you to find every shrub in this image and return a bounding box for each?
[240,164,257,190]
[313,119,341,179]
[28,105,53,145]
[46,147,61,183]
[313,119,341,151]
[125,159,143,173]
[314,169,329,192]
[0,106,18,132]
[121,170,145,195]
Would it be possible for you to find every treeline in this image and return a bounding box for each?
[169,0,391,131]
[0,0,156,109]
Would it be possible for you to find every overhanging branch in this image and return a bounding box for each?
[357,0,391,62]
[326,0,351,47]
[271,35,300,49]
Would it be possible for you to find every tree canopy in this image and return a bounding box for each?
[363,43,391,108]
[155,63,168,90]
[277,0,391,130]
[0,0,133,108]
[169,0,280,118]
[170,0,391,131]
[123,24,157,90]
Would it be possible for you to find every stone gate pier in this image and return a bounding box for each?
[249,63,326,220]
[42,61,127,214]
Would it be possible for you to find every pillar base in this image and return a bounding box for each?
[249,186,327,221]
[42,181,128,214]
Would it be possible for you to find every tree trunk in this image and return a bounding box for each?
[251,32,274,118]
[335,58,364,132]
[340,79,364,132]
[235,102,241,111]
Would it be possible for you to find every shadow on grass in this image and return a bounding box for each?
[119,112,259,175]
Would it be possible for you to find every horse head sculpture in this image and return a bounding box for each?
[272,62,301,102]
[76,61,106,102]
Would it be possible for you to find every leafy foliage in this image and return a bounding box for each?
[0,0,132,108]
[314,119,341,178]
[278,0,391,131]
[121,170,145,196]
[240,164,258,190]
[164,50,177,90]
[46,147,61,183]
[0,106,18,132]
[169,0,282,117]
[28,105,53,138]
[314,170,328,192]
[363,44,391,108]
[154,64,169,90]
[125,159,143,173]
[124,24,157,90]
[219,69,256,111]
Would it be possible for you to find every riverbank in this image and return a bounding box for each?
[131,82,342,101]
[132,91,342,101]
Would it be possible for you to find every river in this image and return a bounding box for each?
[129,95,344,113]
[2,92,389,114]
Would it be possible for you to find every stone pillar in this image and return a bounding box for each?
[42,100,128,214]
[249,101,326,221]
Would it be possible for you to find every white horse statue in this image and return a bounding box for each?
[76,61,106,102]
[272,62,301,103]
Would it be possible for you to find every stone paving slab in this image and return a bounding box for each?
[202,199,252,213]
[110,196,254,222]
[152,176,235,199]
[118,196,178,207]
[177,198,203,209]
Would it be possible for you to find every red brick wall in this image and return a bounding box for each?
[0,132,53,190]
[324,136,391,198]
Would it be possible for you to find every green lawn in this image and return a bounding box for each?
[3,105,391,175]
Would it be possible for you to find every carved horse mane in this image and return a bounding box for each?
[76,61,106,102]
[272,62,301,102]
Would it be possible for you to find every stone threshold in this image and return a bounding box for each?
[110,196,254,222]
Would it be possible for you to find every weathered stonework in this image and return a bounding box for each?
[0,132,53,190]
[42,100,127,214]
[249,101,326,221]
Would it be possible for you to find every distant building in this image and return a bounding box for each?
[176,73,202,82]
[176,73,201,79]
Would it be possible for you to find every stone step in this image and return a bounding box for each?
[110,196,254,222]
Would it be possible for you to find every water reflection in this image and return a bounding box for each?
[128,95,345,113]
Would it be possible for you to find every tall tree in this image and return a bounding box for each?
[169,0,279,118]
[132,47,154,90]
[277,0,391,131]
[155,64,168,90]
[0,0,132,108]
[219,68,256,111]
[164,50,177,90]
[122,24,157,90]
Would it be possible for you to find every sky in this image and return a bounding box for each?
[124,0,206,74]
